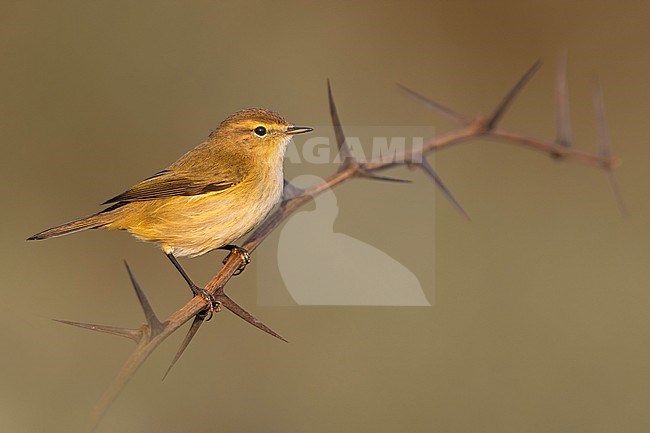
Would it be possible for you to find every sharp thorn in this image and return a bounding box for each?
[217,293,288,343]
[282,179,305,201]
[162,314,206,380]
[327,79,355,171]
[396,82,469,124]
[487,60,542,130]
[123,261,164,336]
[592,79,627,215]
[606,172,628,216]
[555,50,572,148]
[419,159,470,220]
[53,318,141,343]
[592,78,612,158]
[357,169,411,183]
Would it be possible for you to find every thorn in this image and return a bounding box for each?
[217,293,288,343]
[396,82,469,124]
[327,79,355,171]
[593,79,611,159]
[282,179,304,201]
[606,172,628,216]
[123,261,164,337]
[487,60,542,130]
[162,314,206,380]
[593,79,628,215]
[53,318,141,343]
[356,169,411,183]
[419,159,470,220]
[555,50,572,148]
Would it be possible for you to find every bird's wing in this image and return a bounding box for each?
[101,169,241,204]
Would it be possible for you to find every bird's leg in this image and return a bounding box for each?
[166,253,220,317]
[220,244,251,275]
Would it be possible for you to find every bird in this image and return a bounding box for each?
[28,108,313,310]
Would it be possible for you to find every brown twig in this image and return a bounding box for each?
[56,59,622,432]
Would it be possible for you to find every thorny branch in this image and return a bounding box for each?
[57,59,623,432]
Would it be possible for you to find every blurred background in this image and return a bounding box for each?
[2,1,649,432]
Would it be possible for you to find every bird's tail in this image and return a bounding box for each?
[27,211,112,241]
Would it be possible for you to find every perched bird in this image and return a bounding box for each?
[28,108,313,308]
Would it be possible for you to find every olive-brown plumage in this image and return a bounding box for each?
[28,108,312,302]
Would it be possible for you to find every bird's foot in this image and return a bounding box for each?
[221,245,251,275]
[190,284,221,321]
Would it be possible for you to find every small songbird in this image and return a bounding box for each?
[28,108,313,308]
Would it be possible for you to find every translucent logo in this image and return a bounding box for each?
[275,175,430,306]
[256,126,436,307]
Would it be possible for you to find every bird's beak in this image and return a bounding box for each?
[286,126,313,135]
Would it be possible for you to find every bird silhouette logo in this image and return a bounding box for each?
[277,174,430,306]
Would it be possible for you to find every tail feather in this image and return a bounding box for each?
[27,213,109,241]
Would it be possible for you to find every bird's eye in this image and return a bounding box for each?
[254,126,267,137]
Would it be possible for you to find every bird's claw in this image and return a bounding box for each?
[191,285,221,321]
[222,246,251,275]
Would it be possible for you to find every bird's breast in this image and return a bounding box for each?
[111,163,284,258]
